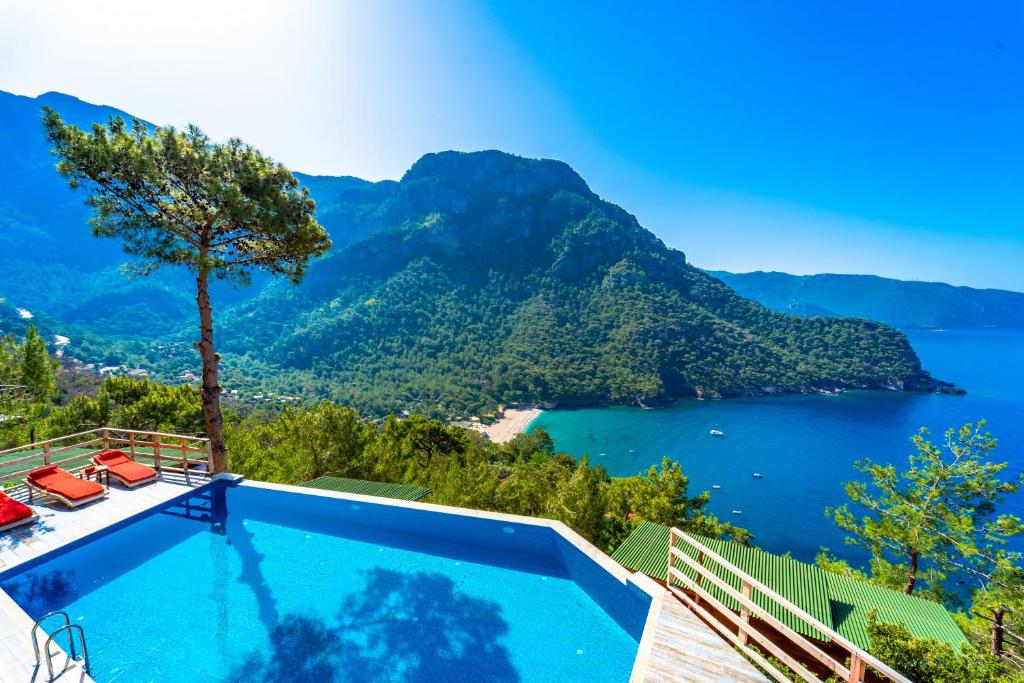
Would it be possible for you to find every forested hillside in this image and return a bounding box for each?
[710,271,1024,329]
[210,150,954,415]
[1,91,957,418]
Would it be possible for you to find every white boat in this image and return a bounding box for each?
[732,509,742,515]
[752,472,763,479]
[709,428,725,437]
[712,484,721,489]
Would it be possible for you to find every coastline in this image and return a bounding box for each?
[469,407,543,443]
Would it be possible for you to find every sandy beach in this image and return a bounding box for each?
[470,407,543,443]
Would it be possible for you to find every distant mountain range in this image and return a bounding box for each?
[0,90,958,415]
[709,271,1024,330]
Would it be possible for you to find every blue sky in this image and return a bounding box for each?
[1,1,1021,289]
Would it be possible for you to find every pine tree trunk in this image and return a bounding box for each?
[196,270,227,474]
[903,551,919,594]
[991,608,1005,657]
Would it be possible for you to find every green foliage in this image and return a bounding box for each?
[829,422,1024,598]
[42,109,331,285]
[22,376,205,442]
[0,326,59,444]
[0,335,16,386]
[224,404,745,549]
[3,326,58,402]
[866,613,1023,683]
[814,550,870,581]
[955,551,1024,661]
[606,457,751,547]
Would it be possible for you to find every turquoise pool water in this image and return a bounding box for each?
[1,483,650,682]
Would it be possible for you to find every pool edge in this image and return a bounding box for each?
[1,475,665,682]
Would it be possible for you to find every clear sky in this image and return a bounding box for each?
[1,1,1021,289]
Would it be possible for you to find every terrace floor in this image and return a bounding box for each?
[0,472,201,682]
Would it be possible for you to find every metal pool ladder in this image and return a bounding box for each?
[31,610,91,680]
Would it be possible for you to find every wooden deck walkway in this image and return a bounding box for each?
[634,592,769,683]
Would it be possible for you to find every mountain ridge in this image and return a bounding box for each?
[212,149,958,414]
[0,90,960,416]
[710,270,1024,329]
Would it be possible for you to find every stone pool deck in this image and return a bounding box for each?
[0,472,201,682]
[0,475,767,683]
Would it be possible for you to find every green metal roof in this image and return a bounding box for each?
[610,521,968,650]
[826,572,969,649]
[612,521,831,639]
[301,476,430,501]
[611,519,674,579]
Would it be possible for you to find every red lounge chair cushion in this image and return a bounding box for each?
[27,465,66,488]
[95,450,131,467]
[28,466,104,501]
[95,450,157,484]
[106,460,157,484]
[49,478,104,501]
[0,493,32,525]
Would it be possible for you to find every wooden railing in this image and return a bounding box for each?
[666,528,911,683]
[0,427,212,484]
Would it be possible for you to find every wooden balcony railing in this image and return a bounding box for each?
[0,427,212,484]
[666,528,911,683]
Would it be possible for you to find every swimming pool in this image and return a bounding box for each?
[0,480,654,682]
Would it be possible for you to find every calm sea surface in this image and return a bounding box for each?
[529,329,1024,566]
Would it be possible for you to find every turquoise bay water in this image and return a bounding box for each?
[530,329,1024,566]
[2,484,646,682]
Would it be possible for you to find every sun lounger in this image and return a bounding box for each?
[26,465,107,508]
[0,491,36,532]
[93,450,159,488]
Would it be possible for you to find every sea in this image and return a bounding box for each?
[528,329,1024,567]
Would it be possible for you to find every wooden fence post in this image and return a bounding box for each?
[152,433,161,471]
[739,580,752,645]
[180,437,191,485]
[42,441,51,465]
[129,431,136,457]
[848,652,866,682]
[101,429,109,449]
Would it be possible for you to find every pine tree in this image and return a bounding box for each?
[18,325,56,402]
[830,422,1024,596]
[43,110,331,473]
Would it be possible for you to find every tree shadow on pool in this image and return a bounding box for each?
[228,567,520,683]
[0,569,76,616]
